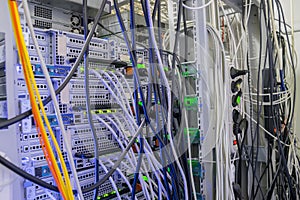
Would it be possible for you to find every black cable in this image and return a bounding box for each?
[98,23,123,39]
[0,0,108,129]
[96,15,189,199]
[0,155,60,192]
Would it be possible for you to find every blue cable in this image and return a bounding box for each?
[113,0,151,124]
[114,1,181,199]
[140,1,174,199]
[141,1,181,198]
[279,69,286,91]
[128,0,146,198]
[131,138,144,200]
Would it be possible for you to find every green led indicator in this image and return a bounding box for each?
[236,96,241,104]
[97,197,101,200]
[80,67,84,73]
[137,63,146,69]
[164,66,169,71]
[143,176,148,181]
[103,193,109,197]
[138,101,143,106]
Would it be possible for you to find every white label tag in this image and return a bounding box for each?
[57,35,67,56]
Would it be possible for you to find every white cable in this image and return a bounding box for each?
[105,71,134,117]
[95,115,153,198]
[109,115,171,197]
[98,160,121,199]
[91,69,136,125]
[22,1,84,199]
[108,115,168,196]
[115,71,137,115]
[100,70,133,116]
[144,1,189,198]
[243,112,290,146]
[106,159,138,200]
[182,0,213,10]
[95,115,136,168]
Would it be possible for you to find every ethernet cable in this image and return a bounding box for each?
[97,115,137,168]
[107,71,134,117]
[105,114,170,199]
[114,71,137,115]
[106,159,138,200]
[81,119,146,193]
[140,6,175,197]
[98,160,121,199]
[22,0,83,199]
[91,70,136,126]
[0,118,147,194]
[97,115,156,199]
[100,70,133,117]
[142,0,189,199]
[8,1,71,199]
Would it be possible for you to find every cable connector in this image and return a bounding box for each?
[231,78,243,93]
[230,67,248,79]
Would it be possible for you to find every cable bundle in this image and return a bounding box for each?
[8,1,74,199]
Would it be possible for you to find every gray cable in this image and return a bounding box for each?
[22,0,84,198]
[82,119,146,193]
[82,0,100,199]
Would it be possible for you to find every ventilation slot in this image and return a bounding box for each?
[34,6,52,20]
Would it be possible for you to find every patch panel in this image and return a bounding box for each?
[76,62,110,78]
[20,131,50,142]
[65,123,120,155]
[21,150,48,168]
[28,29,50,46]
[65,79,108,93]
[117,43,145,62]
[69,93,111,109]
[25,28,51,65]
[67,47,109,60]
[51,30,113,65]
[62,31,110,52]
[16,78,50,92]
[119,191,145,200]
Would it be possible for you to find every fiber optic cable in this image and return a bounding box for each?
[22,0,84,198]
[0,0,108,129]
[8,1,71,199]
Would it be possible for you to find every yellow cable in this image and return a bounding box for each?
[8,1,74,199]
[8,4,68,199]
